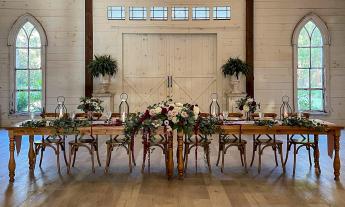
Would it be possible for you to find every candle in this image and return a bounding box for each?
[283,109,288,118]
[121,112,126,122]
[58,103,63,119]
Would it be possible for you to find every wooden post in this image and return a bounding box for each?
[246,0,254,97]
[85,0,93,97]
[8,132,16,182]
[333,130,341,181]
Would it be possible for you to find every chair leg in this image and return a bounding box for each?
[250,136,256,167]
[195,146,198,174]
[258,144,262,173]
[128,143,132,173]
[131,140,136,166]
[284,135,290,166]
[61,143,68,167]
[72,146,77,167]
[95,145,102,167]
[68,145,74,174]
[39,146,45,167]
[221,145,225,173]
[148,145,151,174]
[105,144,111,174]
[239,146,244,167]
[216,136,222,166]
[205,144,211,173]
[141,145,147,173]
[278,144,285,173]
[307,146,312,167]
[243,145,248,172]
[91,145,95,173]
[184,144,189,173]
[56,144,61,174]
[273,146,278,167]
[293,144,297,176]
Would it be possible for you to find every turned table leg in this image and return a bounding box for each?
[313,134,320,175]
[333,130,341,181]
[8,132,16,182]
[28,135,36,170]
[167,132,174,179]
[177,130,184,179]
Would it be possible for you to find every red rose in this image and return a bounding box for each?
[162,107,168,114]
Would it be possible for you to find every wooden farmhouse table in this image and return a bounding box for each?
[4,120,344,182]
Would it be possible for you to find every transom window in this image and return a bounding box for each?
[15,21,43,113]
[129,7,147,20]
[192,7,210,20]
[107,6,125,20]
[296,20,325,112]
[150,7,168,20]
[172,7,189,20]
[213,6,231,20]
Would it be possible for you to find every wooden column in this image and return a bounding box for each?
[246,0,254,97]
[85,0,93,97]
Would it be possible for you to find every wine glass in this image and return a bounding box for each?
[30,112,35,120]
[105,111,112,124]
[71,111,76,120]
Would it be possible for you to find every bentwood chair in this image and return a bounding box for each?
[216,113,247,173]
[141,127,169,173]
[284,113,319,175]
[105,113,136,173]
[250,113,285,173]
[34,113,68,173]
[68,113,102,173]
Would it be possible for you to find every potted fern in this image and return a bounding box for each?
[88,55,118,93]
[221,57,250,93]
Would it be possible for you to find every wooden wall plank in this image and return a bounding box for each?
[85,0,93,97]
[246,0,254,97]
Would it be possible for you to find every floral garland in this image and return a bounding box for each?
[254,117,327,131]
[124,99,219,139]
[77,97,104,113]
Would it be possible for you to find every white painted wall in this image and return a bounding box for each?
[0,0,85,126]
[254,0,345,125]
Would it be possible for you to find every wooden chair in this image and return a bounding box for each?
[249,113,285,173]
[105,113,136,173]
[284,113,319,175]
[141,127,169,173]
[34,113,68,173]
[68,113,102,173]
[216,113,247,173]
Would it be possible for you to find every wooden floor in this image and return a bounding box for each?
[0,130,345,207]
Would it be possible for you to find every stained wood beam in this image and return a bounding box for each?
[246,0,254,97]
[85,0,93,97]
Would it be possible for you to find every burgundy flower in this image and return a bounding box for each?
[161,107,168,114]
[239,105,244,110]
[169,106,174,110]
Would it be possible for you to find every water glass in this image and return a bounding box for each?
[30,112,35,120]
[222,111,229,120]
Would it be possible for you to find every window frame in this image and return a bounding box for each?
[213,6,231,20]
[292,13,331,114]
[192,7,210,20]
[171,6,189,21]
[150,6,168,21]
[107,6,125,20]
[8,13,47,115]
[129,6,147,20]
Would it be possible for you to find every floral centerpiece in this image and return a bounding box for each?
[124,99,219,140]
[77,97,104,119]
[236,96,258,120]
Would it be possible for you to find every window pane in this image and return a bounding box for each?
[192,7,210,20]
[16,28,28,47]
[16,70,28,90]
[310,69,323,88]
[29,28,41,47]
[298,90,310,111]
[298,48,310,68]
[311,27,323,46]
[213,6,230,20]
[297,69,309,88]
[298,28,310,47]
[29,91,42,112]
[150,7,168,20]
[172,7,188,20]
[16,49,28,69]
[30,70,42,90]
[129,7,147,20]
[304,21,316,35]
[16,91,29,112]
[23,22,34,34]
[311,48,323,68]
[29,49,41,69]
[311,90,323,111]
[107,6,125,20]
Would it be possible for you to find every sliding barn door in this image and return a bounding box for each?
[168,34,217,112]
[123,33,217,112]
[123,34,168,112]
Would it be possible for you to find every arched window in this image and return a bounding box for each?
[8,14,47,114]
[292,13,330,113]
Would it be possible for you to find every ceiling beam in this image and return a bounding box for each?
[246,0,254,97]
[85,0,93,97]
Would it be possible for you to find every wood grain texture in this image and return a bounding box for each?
[85,0,93,97]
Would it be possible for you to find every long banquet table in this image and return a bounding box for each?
[4,120,344,182]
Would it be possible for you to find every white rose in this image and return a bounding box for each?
[243,105,250,112]
[149,109,156,116]
[172,117,178,124]
[175,103,183,107]
[181,111,188,118]
[155,107,162,114]
[193,106,200,115]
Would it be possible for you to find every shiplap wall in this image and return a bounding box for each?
[0,0,84,126]
[255,0,345,125]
